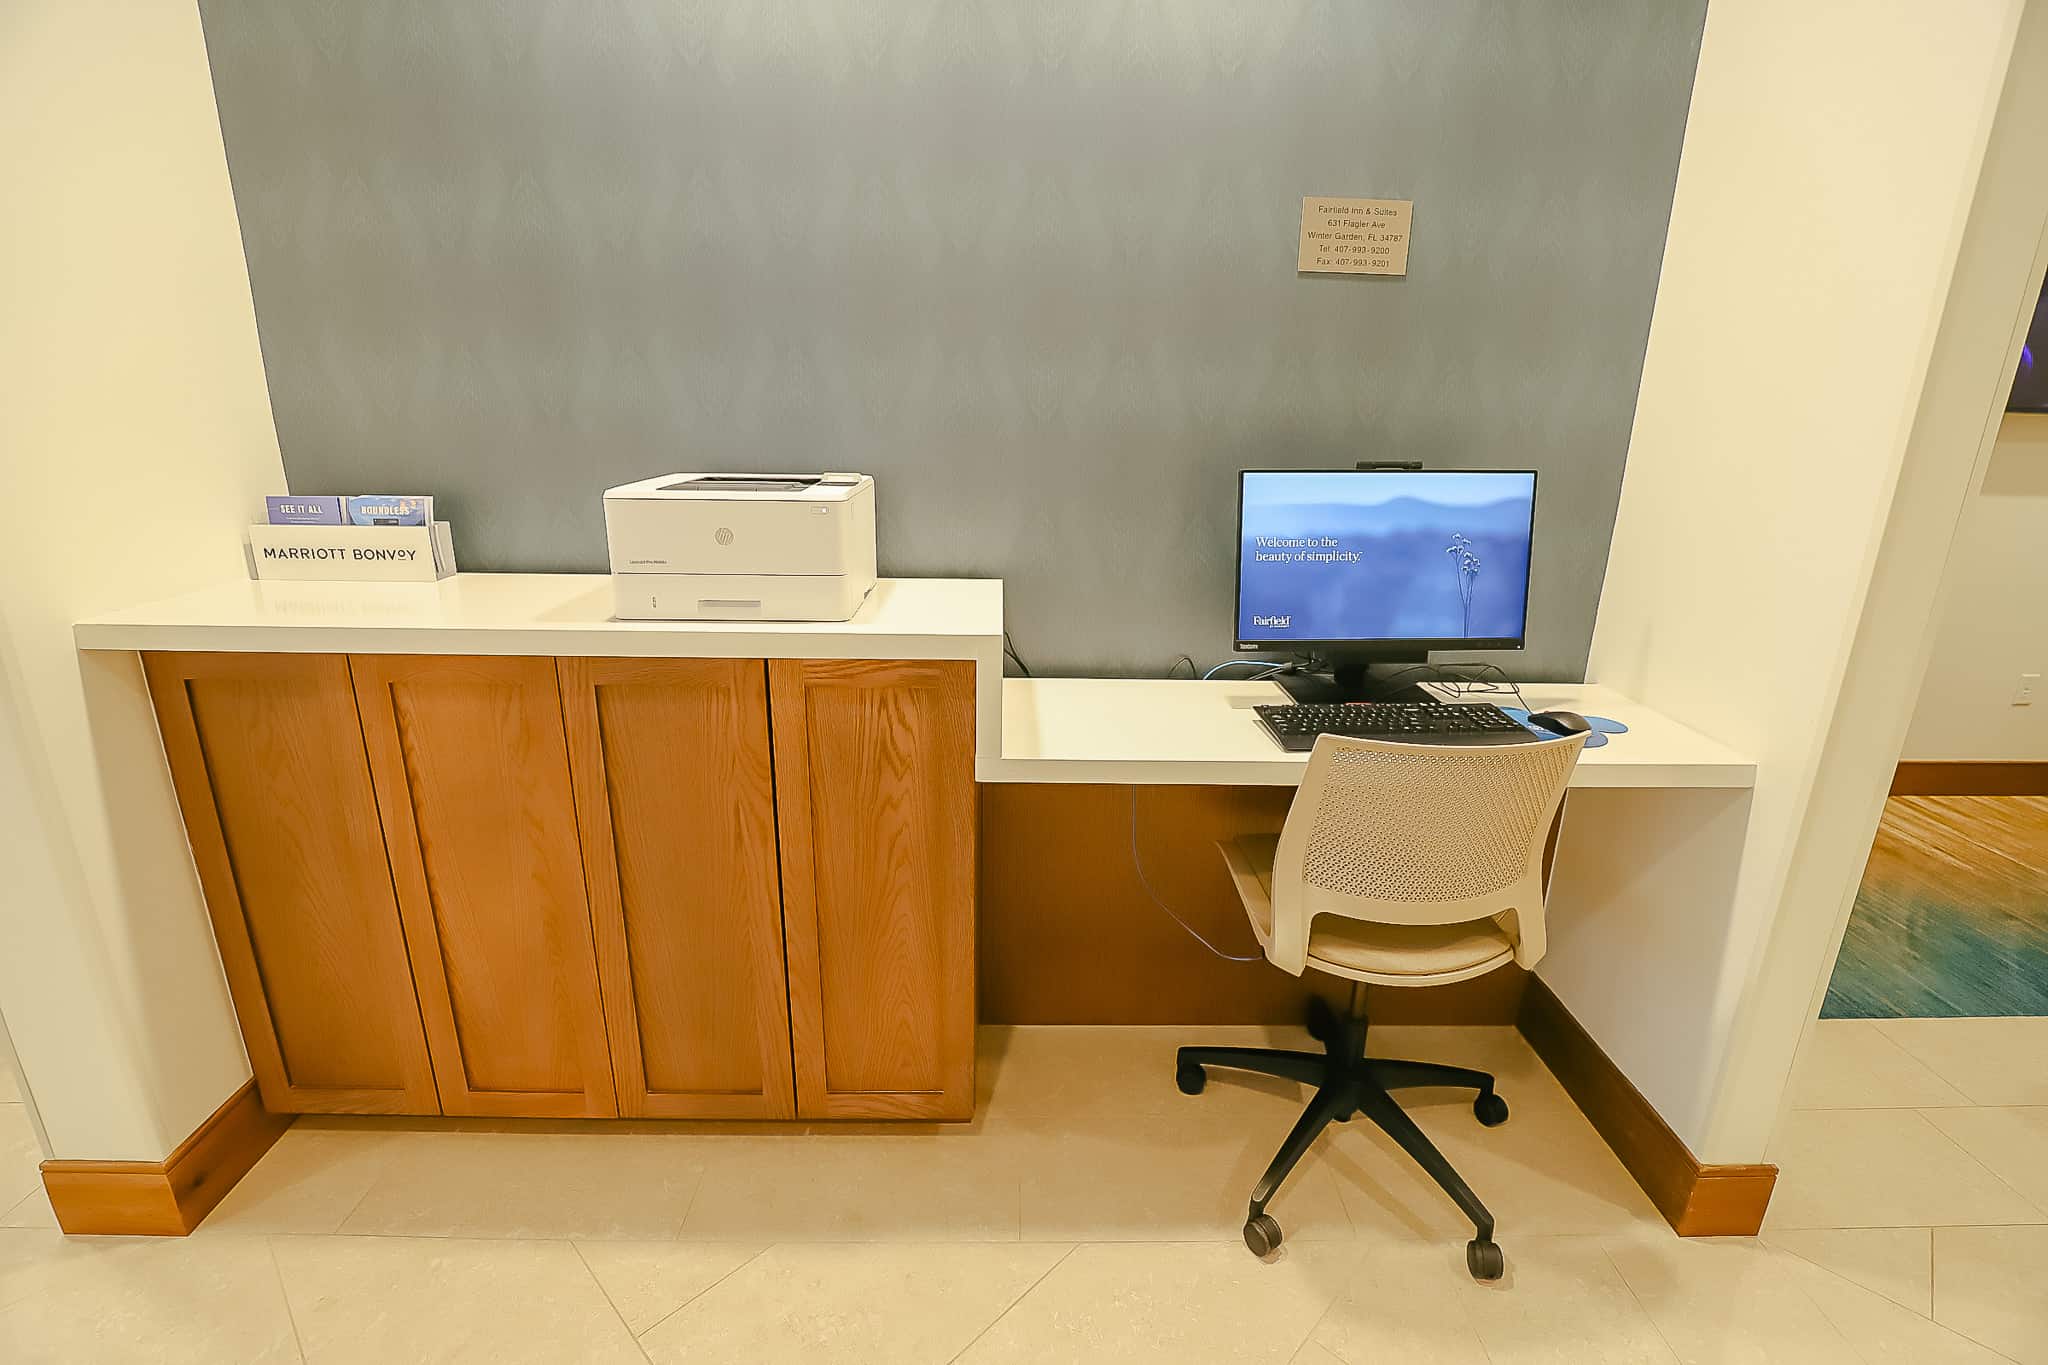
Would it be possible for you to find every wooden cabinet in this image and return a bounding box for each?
[144,653,439,1115]
[147,650,976,1123]
[352,655,616,1118]
[772,659,977,1119]
[559,658,795,1119]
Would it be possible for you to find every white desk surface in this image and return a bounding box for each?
[977,678,1756,789]
[73,573,1003,661]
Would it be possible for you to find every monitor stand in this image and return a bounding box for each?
[1274,659,1434,706]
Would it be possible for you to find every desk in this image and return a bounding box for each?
[978,678,1756,789]
[76,573,1757,1088]
[973,677,1756,1030]
[72,575,1773,1240]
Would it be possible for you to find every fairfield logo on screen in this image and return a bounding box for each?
[1253,614,1292,628]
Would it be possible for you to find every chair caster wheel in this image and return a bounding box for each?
[1176,1062,1207,1096]
[1473,1092,1509,1127]
[1467,1239,1505,1281]
[1244,1213,1283,1257]
[1305,995,1339,1044]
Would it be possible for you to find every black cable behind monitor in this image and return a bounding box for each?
[1367,660,1530,712]
[1003,630,1031,677]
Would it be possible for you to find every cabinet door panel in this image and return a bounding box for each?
[771,659,975,1119]
[351,655,614,1117]
[144,652,438,1115]
[560,659,793,1118]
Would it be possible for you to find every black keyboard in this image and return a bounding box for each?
[1253,701,1533,752]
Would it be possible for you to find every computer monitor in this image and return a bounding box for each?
[1235,468,1537,702]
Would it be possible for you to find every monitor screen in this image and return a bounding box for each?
[1235,469,1536,648]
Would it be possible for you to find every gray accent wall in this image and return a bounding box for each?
[200,1,1705,678]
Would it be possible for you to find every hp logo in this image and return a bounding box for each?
[714,527,734,546]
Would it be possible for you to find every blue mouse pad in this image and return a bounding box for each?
[1500,708,1628,748]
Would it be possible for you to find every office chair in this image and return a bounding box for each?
[1176,730,1587,1280]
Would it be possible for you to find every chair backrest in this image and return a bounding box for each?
[1264,731,1587,974]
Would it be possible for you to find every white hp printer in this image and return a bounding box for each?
[603,472,877,621]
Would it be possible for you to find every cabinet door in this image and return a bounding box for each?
[559,658,795,1118]
[770,659,976,1119]
[351,655,615,1117]
[144,652,438,1114]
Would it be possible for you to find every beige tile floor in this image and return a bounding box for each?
[0,1021,2034,1362]
[1770,1016,2048,1364]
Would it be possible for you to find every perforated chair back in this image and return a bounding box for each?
[1261,731,1586,976]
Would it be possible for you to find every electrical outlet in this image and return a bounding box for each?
[2016,673,2041,707]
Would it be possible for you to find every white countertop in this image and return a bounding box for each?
[76,573,1007,757]
[74,573,1003,660]
[976,678,1756,789]
[76,576,1752,790]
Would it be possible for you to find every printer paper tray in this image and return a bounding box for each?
[611,571,873,622]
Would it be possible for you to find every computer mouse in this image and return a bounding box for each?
[1526,710,1592,737]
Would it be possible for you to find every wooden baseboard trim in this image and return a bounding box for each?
[1517,977,1775,1237]
[1891,761,2048,796]
[41,1079,291,1236]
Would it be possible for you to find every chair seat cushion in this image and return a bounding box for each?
[1221,833,1517,983]
[1307,915,1515,979]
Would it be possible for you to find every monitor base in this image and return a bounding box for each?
[1274,661,1433,706]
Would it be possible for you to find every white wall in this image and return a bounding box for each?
[0,1,286,1159]
[1730,6,2048,1164]
[1903,412,2048,761]
[1547,0,2029,1162]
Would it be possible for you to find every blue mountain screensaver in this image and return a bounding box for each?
[1238,471,1534,643]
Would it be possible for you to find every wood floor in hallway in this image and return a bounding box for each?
[1825,794,2048,1018]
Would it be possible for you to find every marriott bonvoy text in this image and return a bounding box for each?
[259,545,424,562]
